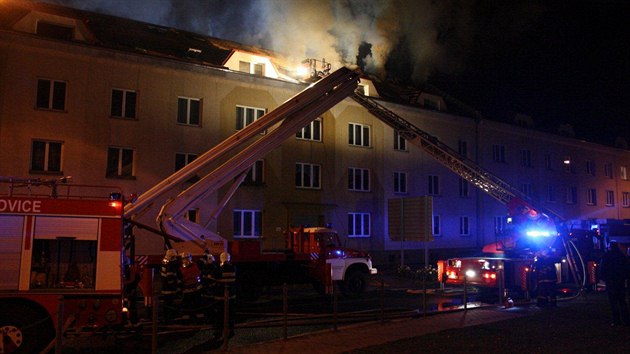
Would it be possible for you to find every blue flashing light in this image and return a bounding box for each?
[526,230,552,237]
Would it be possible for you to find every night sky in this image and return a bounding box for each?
[41,0,630,146]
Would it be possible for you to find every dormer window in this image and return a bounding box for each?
[37,21,73,41]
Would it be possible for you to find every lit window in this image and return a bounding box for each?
[31,140,63,173]
[107,147,135,178]
[296,118,322,141]
[177,97,201,125]
[621,166,628,181]
[111,89,137,119]
[348,212,370,237]
[623,192,630,208]
[348,167,370,192]
[349,123,371,147]
[236,105,265,130]
[233,209,262,238]
[36,79,66,111]
[296,162,321,189]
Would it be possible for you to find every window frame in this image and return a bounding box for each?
[348,122,371,147]
[106,146,135,179]
[348,212,370,237]
[177,96,201,126]
[236,105,266,131]
[348,167,370,192]
[394,171,407,194]
[295,162,321,189]
[492,144,506,163]
[30,140,63,174]
[394,131,407,151]
[296,118,322,142]
[233,209,262,238]
[606,190,615,207]
[110,88,137,119]
[586,188,597,206]
[428,175,440,196]
[36,78,67,111]
[459,216,470,236]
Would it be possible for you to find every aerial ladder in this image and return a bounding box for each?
[351,92,586,295]
[123,67,362,253]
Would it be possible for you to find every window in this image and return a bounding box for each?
[566,186,577,204]
[394,131,407,151]
[492,144,505,163]
[296,118,322,141]
[606,190,615,206]
[458,177,469,197]
[106,147,134,178]
[544,154,552,170]
[177,97,201,125]
[494,216,507,235]
[458,140,468,158]
[348,123,371,147]
[348,167,370,192]
[564,157,575,173]
[547,185,556,202]
[428,175,440,195]
[586,160,596,176]
[37,22,73,40]
[348,212,370,237]
[621,166,628,181]
[36,79,66,111]
[175,153,197,171]
[186,208,199,223]
[394,172,407,194]
[587,188,597,206]
[296,162,321,189]
[111,89,137,119]
[236,105,265,130]
[239,61,265,76]
[245,160,265,185]
[432,215,441,236]
[520,183,532,198]
[623,192,630,208]
[233,210,262,238]
[604,163,613,179]
[520,149,532,167]
[459,216,470,236]
[31,140,62,173]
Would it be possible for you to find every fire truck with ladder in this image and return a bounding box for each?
[350,88,588,300]
[0,67,377,353]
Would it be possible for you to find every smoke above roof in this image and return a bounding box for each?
[44,0,475,83]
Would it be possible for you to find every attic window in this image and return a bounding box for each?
[186,48,202,58]
[37,21,73,41]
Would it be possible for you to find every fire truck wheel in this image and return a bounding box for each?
[0,302,54,354]
[342,270,367,297]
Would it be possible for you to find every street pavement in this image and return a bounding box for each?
[220,300,541,354]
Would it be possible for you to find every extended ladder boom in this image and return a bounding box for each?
[352,93,524,206]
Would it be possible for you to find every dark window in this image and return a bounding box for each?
[36,22,73,40]
[37,79,66,111]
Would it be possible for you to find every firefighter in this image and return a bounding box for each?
[180,252,202,316]
[599,241,630,326]
[535,248,558,307]
[160,248,182,321]
[213,252,236,340]
[198,251,219,322]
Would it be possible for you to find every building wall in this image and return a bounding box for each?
[3,27,630,265]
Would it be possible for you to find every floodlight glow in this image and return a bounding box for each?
[465,269,476,278]
[296,66,309,77]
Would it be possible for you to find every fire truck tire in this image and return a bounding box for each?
[342,270,367,297]
[0,302,54,354]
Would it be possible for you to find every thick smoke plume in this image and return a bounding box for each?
[43,0,475,83]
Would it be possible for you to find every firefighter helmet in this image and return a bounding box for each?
[220,252,231,264]
[162,248,178,264]
[182,252,193,267]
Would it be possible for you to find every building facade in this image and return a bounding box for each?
[2,2,630,265]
